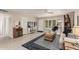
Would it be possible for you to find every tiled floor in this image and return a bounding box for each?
[0,32,44,50]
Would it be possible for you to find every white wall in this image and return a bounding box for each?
[38,18,44,31]
[21,17,27,35]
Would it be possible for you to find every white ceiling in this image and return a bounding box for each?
[6,9,75,17]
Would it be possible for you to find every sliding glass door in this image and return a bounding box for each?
[44,20,56,31]
[45,20,48,28]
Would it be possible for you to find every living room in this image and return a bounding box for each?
[0,9,79,50]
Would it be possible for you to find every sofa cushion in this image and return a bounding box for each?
[64,37,79,43]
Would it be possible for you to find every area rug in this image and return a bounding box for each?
[22,34,60,50]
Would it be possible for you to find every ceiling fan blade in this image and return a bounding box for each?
[0,9,8,12]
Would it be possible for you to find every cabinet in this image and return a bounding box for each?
[13,27,23,38]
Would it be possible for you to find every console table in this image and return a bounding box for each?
[13,27,23,38]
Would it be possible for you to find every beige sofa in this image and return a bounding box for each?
[64,37,79,50]
[59,32,79,50]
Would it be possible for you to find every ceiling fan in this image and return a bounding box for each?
[0,9,8,12]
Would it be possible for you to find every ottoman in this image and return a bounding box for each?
[44,32,56,42]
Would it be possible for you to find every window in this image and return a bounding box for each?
[45,20,48,27]
[49,20,51,28]
[52,20,56,27]
[45,20,56,28]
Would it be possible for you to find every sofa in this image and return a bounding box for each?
[64,37,79,50]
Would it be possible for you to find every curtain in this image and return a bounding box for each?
[0,13,10,37]
[3,15,9,37]
[0,14,4,37]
